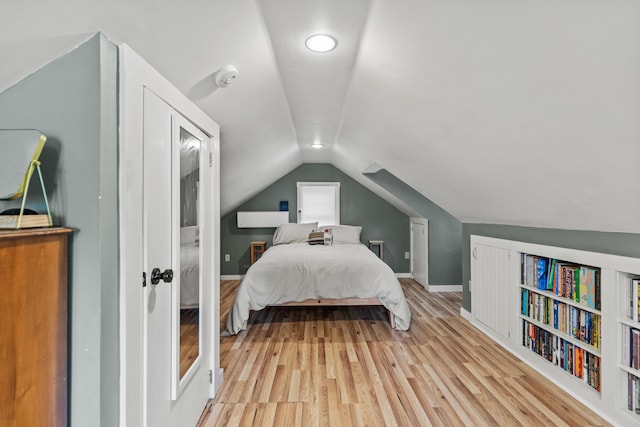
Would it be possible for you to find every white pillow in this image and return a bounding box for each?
[273,222,318,245]
[323,225,362,244]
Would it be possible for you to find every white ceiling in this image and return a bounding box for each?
[1,0,639,233]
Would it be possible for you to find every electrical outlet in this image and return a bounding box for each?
[224,254,230,262]
[404,252,410,259]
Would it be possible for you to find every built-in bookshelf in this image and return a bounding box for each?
[619,272,640,421]
[469,235,640,426]
[519,254,602,393]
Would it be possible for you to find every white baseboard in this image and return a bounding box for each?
[221,275,244,280]
[459,307,471,321]
[395,273,412,278]
[426,284,463,292]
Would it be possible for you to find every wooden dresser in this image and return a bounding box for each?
[0,227,72,427]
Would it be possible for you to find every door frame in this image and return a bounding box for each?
[119,44,222,427]
[410,217,429,289]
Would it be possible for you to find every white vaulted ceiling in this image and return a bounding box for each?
[1,0,639,232]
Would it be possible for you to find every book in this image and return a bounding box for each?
[0,214,50,229]
[633,329,640,370]
[525,255,535,286]
[594,271,601,310]
[623,326,631,367]
[636,377,640,414]
[307,231,325,245]
[574,267,581,303]
[579,266,588,306]
[576,347,583,380]
[635,279,640,321]
[629,280,635,320]
[536,258,549,291]
[547,258,557,291]
[634,279,640,322]
[629,374,633,411]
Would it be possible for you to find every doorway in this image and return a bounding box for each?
[410,217,429,289]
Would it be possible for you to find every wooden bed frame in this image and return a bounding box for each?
[269,298,396,329]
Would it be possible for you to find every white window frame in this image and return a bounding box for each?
[296,182,340,227]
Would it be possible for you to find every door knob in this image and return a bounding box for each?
[150,267,174,285]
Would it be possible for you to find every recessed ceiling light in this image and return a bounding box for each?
[311,142,324,149]
[305,34,337,53]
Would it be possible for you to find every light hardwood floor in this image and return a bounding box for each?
[180,308,199,378]
[198,279,610,426]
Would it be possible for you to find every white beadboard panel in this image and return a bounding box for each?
[471,241,513,340]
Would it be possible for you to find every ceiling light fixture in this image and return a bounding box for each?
[305,34,337,53]
[311,142,324,149]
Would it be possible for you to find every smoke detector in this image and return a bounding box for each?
[214,65,239,88]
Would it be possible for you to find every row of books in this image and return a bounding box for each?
[521,289,600,348]
[521,254,601,310]
[625,277,640,322]
[522,321,601,392]
[628,374,640,414]
[622,325,640,370]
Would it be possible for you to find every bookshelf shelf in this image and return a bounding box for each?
[620,364,640,377]
[621,318,640,329]
[519,286,601,349]
[470,235,640,426]
[519,284,601,315]
[519,314,601,356]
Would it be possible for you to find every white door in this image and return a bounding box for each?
[143,89,211,427]
[410,218,429,289]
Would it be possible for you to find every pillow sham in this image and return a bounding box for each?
[273,222,318,245]
[323,225,362,244]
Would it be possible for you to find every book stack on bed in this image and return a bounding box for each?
[307,231,325,245]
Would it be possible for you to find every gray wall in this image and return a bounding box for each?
[365,169,462,286]
[0,34,119,427]
[221,163,410,275]
[462,223,640,311]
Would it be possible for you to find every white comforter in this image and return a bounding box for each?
[223,242,411,335]
[180,244,199,308]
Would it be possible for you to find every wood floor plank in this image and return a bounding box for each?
[199,279,611,427]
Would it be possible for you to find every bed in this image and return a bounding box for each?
[180,226,200,308]
[223,223,411,335]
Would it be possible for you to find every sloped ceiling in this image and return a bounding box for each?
[1,0,639,233]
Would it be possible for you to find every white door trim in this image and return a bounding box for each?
[119,44,221,427]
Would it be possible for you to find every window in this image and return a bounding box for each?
[296,182,340,227]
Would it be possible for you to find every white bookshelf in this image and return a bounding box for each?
[617,271,640,424]
[470,235,640,426]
